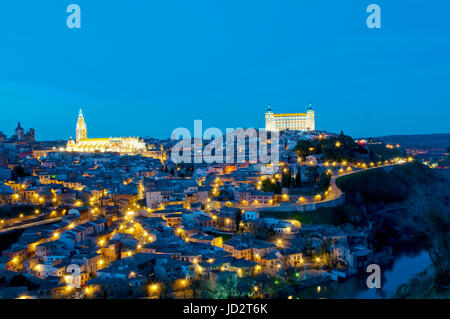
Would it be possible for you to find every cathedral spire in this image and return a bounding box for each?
[76,108,87,142]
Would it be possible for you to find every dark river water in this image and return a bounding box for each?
[298,250,432,299]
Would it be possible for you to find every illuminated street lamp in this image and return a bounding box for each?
[276,239,282,248]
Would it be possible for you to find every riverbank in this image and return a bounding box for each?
[293,163,449,298]
[296,249,432,299]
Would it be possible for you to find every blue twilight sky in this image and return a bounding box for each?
[0,1,449,141]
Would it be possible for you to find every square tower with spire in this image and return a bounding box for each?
[76,109,87,141]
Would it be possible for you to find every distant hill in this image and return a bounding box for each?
[374,133,450,150]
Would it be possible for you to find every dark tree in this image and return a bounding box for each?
[235,209,242,232]
[262,179,281,194]
[294,140,314,160]
[295,166,302,187]
[12,166,29,181]
[281,171,290,188]
[317,172,331,192]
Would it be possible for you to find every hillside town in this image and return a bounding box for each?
[0,112,422,299]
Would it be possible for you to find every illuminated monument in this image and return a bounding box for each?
[75,109,87,142]
[265,102,315,132]
[66,109,146,154]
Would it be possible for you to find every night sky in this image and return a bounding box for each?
[0,1,449,140]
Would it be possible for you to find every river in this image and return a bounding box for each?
[298,249,432,299]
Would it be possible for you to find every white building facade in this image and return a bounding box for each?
[265,103,315,132]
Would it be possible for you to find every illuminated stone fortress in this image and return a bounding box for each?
[66,109,146,154]
[265,103,315,132]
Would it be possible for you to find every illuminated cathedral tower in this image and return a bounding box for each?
[76,109,87,141]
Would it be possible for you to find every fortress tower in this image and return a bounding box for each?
[265,104,275,131]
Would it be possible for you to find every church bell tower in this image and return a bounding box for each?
[76,109,87,142]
